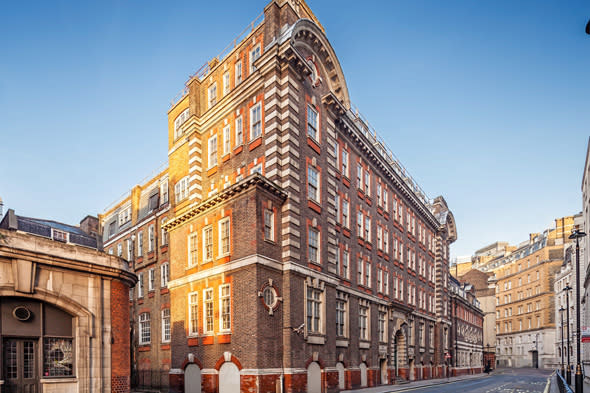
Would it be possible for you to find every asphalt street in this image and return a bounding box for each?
[387,368,552,393]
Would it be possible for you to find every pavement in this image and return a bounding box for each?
[344,368,553,393]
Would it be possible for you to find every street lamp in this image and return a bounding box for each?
[560,306,566,378]
[564,284,573,385]
[569,229,587,393]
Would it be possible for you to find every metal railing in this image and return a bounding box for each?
[348,104,432,207]
[170,12,265,108]
[556,369,574,393]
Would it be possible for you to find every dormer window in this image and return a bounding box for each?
[52,229,68,243]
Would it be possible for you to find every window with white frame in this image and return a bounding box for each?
[188,292,198,336]
[365,261,371,288]
[250,103,262,140]
[138,231,144,256]
[161,308,171,343]
[377,269,383,293]
[203,226,213,261]
[235,116,243,146]
[308,227,320,264]
[342,199,349,228]
[250,44,261,73]
[223,72,230,95]
[306,286,322,334]
[139,312,150,345]
[359,303,369,340]
[223,125,231,156]
[336,298,347,337]
[160,179,169,204]
[208,83,217,108]
[357,211,363,237]
[161,262,169,288]
[341,149,349,177]
[235,60,242,84]
[220,284,231,331]
[342,250,349,279]
[357,164,362,188]
[377,226,383,250]
[383,189,388,211]
[174,108,189,140]
[219,218,230,256]
[364,216,371,241]
[377,183,382,206]
[251,163,262,175]
[175,176,189,203]
[188,233,198,267]
[117,243,122,257]
[364,170,370,196]
[358,259,364,285]
[208,135,218,168]
[264,209,274,241]
[384,272,389,295]
[378,310,387,342]
[148,225,155,252]
[203,288,214,334]
[335,194,340,224]
[383,229,389,253]
[308,166,319,202]
[307,104,318,140]
[148,268,155,291]
[127,239,133,260]
[137,272,144,298]
[161,218,168,246]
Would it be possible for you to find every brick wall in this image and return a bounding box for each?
[111,280,132,393]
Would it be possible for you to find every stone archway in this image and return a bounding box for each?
[219,362,240,393]
[184,364,202,393]
[307,361,321,393]
[380,358,388,385]
[393,328,407,379]
[359,363,367,387]
[336,362,345,389]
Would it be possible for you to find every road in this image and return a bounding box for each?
[391,368,551,393]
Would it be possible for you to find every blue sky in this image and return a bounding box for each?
[1,0,589,258]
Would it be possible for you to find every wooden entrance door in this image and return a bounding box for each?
[3,338,39,393]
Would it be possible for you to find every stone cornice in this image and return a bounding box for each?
[163,174,287,232]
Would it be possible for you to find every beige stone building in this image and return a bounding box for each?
[0,209,136,393]
[490,228,564,368]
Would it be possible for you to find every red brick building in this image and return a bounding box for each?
[102,0,465,392]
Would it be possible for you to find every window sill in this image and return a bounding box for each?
[336,339,349,348]
[359,341,371,349]
[306,335,325,345]
[207,166,218,177]
[249,137,262,151]
[41,378,78,383]
[138,345,151,352]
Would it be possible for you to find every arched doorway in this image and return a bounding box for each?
[336,362,345,389]
[184,364,201,393]
[219,362,240,393]
[380,358,387,384]
[359,363,367,387]
[393,329,406,379]
[307,361,321,393]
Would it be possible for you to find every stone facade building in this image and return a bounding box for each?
[100,168,171,390]
[102,0,465,392]
[486,227,565,368]
[0,209,136,393]
[449,276,484,375]
[458,269,496,368]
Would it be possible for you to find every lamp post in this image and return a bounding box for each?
[569,229,587,393]
[560,306,566,377]
[564,284,573,385]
